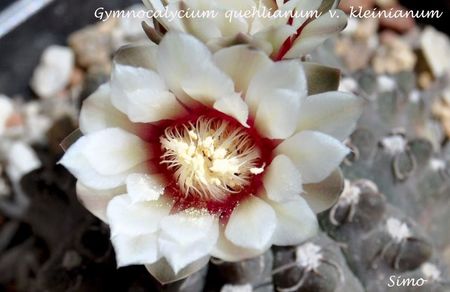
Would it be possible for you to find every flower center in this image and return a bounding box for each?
[160,116,263,202]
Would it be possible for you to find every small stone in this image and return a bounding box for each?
[68,24,112,69]
[418,71,433,89]
[30,46,75,99]
[339,77,358,93]
[221,284,253,292]
[394,71,416,94]
[62,250,82,270]
[420,26,450,77]
[69,67,85,88]
[375,0,397,8]
[379,5,415,33]
[5,112,24,129]
[408,91,420,103]
[357,70,378,95]
[442,86,450,105]
[0,177,10,197]
[23,102,53,143]
[0,166,10,197]
[432,99,450,138]
[354,18,379,41]
[0,95,14,135]
[372,36,416,74]
[339,0,375,13]
[5,141,42,182]
[335,38,372,72]
[377,75,397,92]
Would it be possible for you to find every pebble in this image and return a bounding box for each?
[432,99,450,138]
[69,67,85,88]
[443,86,450,105]
[68,24,112,69]
[408,90,421,103]
[5,141,41,182]
[0,165,10,197]
[221,284,253,292]
[0,177,9,197]
[23,102,53,143]
[0,95,14,136]
[30,46,75,99]
[62,250,82,270]
[354,18,379,41]
[377,75,397,92]
[339,77,358,93]
[420,26,450,77]
[335,38,373,72]
[339,0,375,13]
[372,35,416,74]
[418,72,433,89]
[375,0,397,8]
[379,5,415,33]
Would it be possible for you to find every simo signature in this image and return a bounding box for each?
[388,275,428,287]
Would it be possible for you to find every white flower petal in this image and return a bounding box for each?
[112,233,159,267]
[213,45,272,94]
[180,64,236,105]
[81,128,150,176]
[106,194,172,236]
[297,91,364,141]
[160,209,217,245]
[285,10,348,58]
[211,226,264,262]
[157,32,235,107]
[142,0,164,11]
[113,43,158,70]
[253,25,297,56]
[275,131,349,184]
[145,256,210,285]
[303,169,344,213]
[60,136,149,190]
[159,209,219,273]
[76,182,124,222]
[126,173,166,203]
[213,94,249,127]
[264,155,303,202]
[291,0,322,29]
[79,83,136,135]
[266,196,319,246]
[225,196,276,250]
[246,61,307,139]
[111,64,187,123]
[183,17,222,42]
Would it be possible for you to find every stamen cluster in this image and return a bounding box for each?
[160,116,262,201]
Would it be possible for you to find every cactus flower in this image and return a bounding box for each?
[142,0,347,60]
[60,32,362,282]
